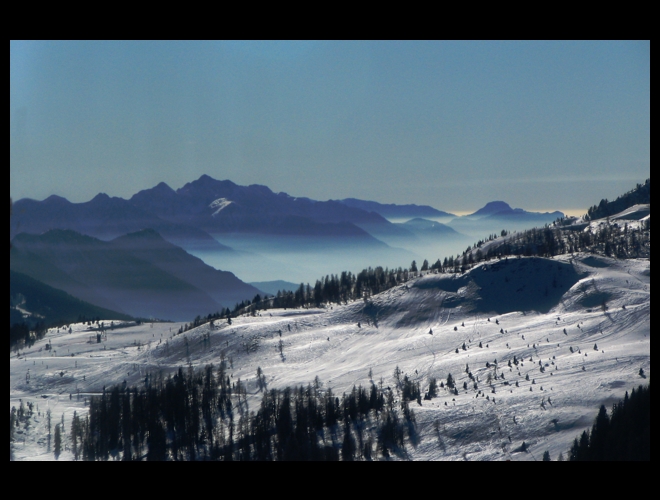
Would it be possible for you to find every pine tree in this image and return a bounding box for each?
[571,430,590,461]
[341,424,356,461]
[569,437,578,461]
[589,405,610,460]
[54,423,62,459]
[70,411,79,460]
[10,407,16,461]
[427,377,438,398]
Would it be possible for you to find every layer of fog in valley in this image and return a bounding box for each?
[191,211,562,287]
[193,233,468,285]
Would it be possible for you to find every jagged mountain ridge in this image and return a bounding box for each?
[129,175,390,244]
[11,193,231,253]
[12,175,569,264]
[11,175,574,286]
[13,176,565,244]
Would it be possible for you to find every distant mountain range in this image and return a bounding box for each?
[129,176,389,246]
[466,201,563,221]
[10,229,261,321]
[11,193,231,254]
[11,175,568,295]
[13,175,563,249]
[447,201,564,237]
[337,198,455,220]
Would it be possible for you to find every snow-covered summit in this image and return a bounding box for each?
[209,197,234,216]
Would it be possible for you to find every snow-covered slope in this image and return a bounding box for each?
[10,252,649,460]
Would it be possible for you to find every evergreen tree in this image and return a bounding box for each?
[427,377,438,398]
[589,405,610,460]
[565,384,649,461]
[341,424,356,461]
[54,423,62,459]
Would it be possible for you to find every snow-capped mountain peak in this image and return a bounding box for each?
[209,197,234,216]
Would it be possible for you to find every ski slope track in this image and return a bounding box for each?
[10,253,649,461]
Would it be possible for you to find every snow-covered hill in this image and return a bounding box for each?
[10,251,649,460]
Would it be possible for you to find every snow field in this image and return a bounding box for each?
[10,254,650,460]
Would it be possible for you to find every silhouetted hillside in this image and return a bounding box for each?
[10,270,133,349]
[586,179,650,221]
[10,229,260,321]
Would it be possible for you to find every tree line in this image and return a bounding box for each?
[474,219,649,262]
[67,362,420,460]
[585,179,650,221]
[566,383,650,461]
[10,322,47,352]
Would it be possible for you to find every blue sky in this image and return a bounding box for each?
[10,40,650,214]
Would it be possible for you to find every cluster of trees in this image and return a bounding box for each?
[478,227,565,258]
[393,366,422,405]
[179,312,223,334]
[11,317,135,351]
[77,315,101,324]
[10,322,47,351]
[68,363,416,460]
[229,256,506,318]
[10,400,51,461]
[567,384,650,461]
[270,269,405,309]
[224,268,418,318]
[472,230,508,249]
[10,400,34,460]
[473,221,649,261]
[585,179,650,221]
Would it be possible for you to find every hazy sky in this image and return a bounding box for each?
[10,40,650,214]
